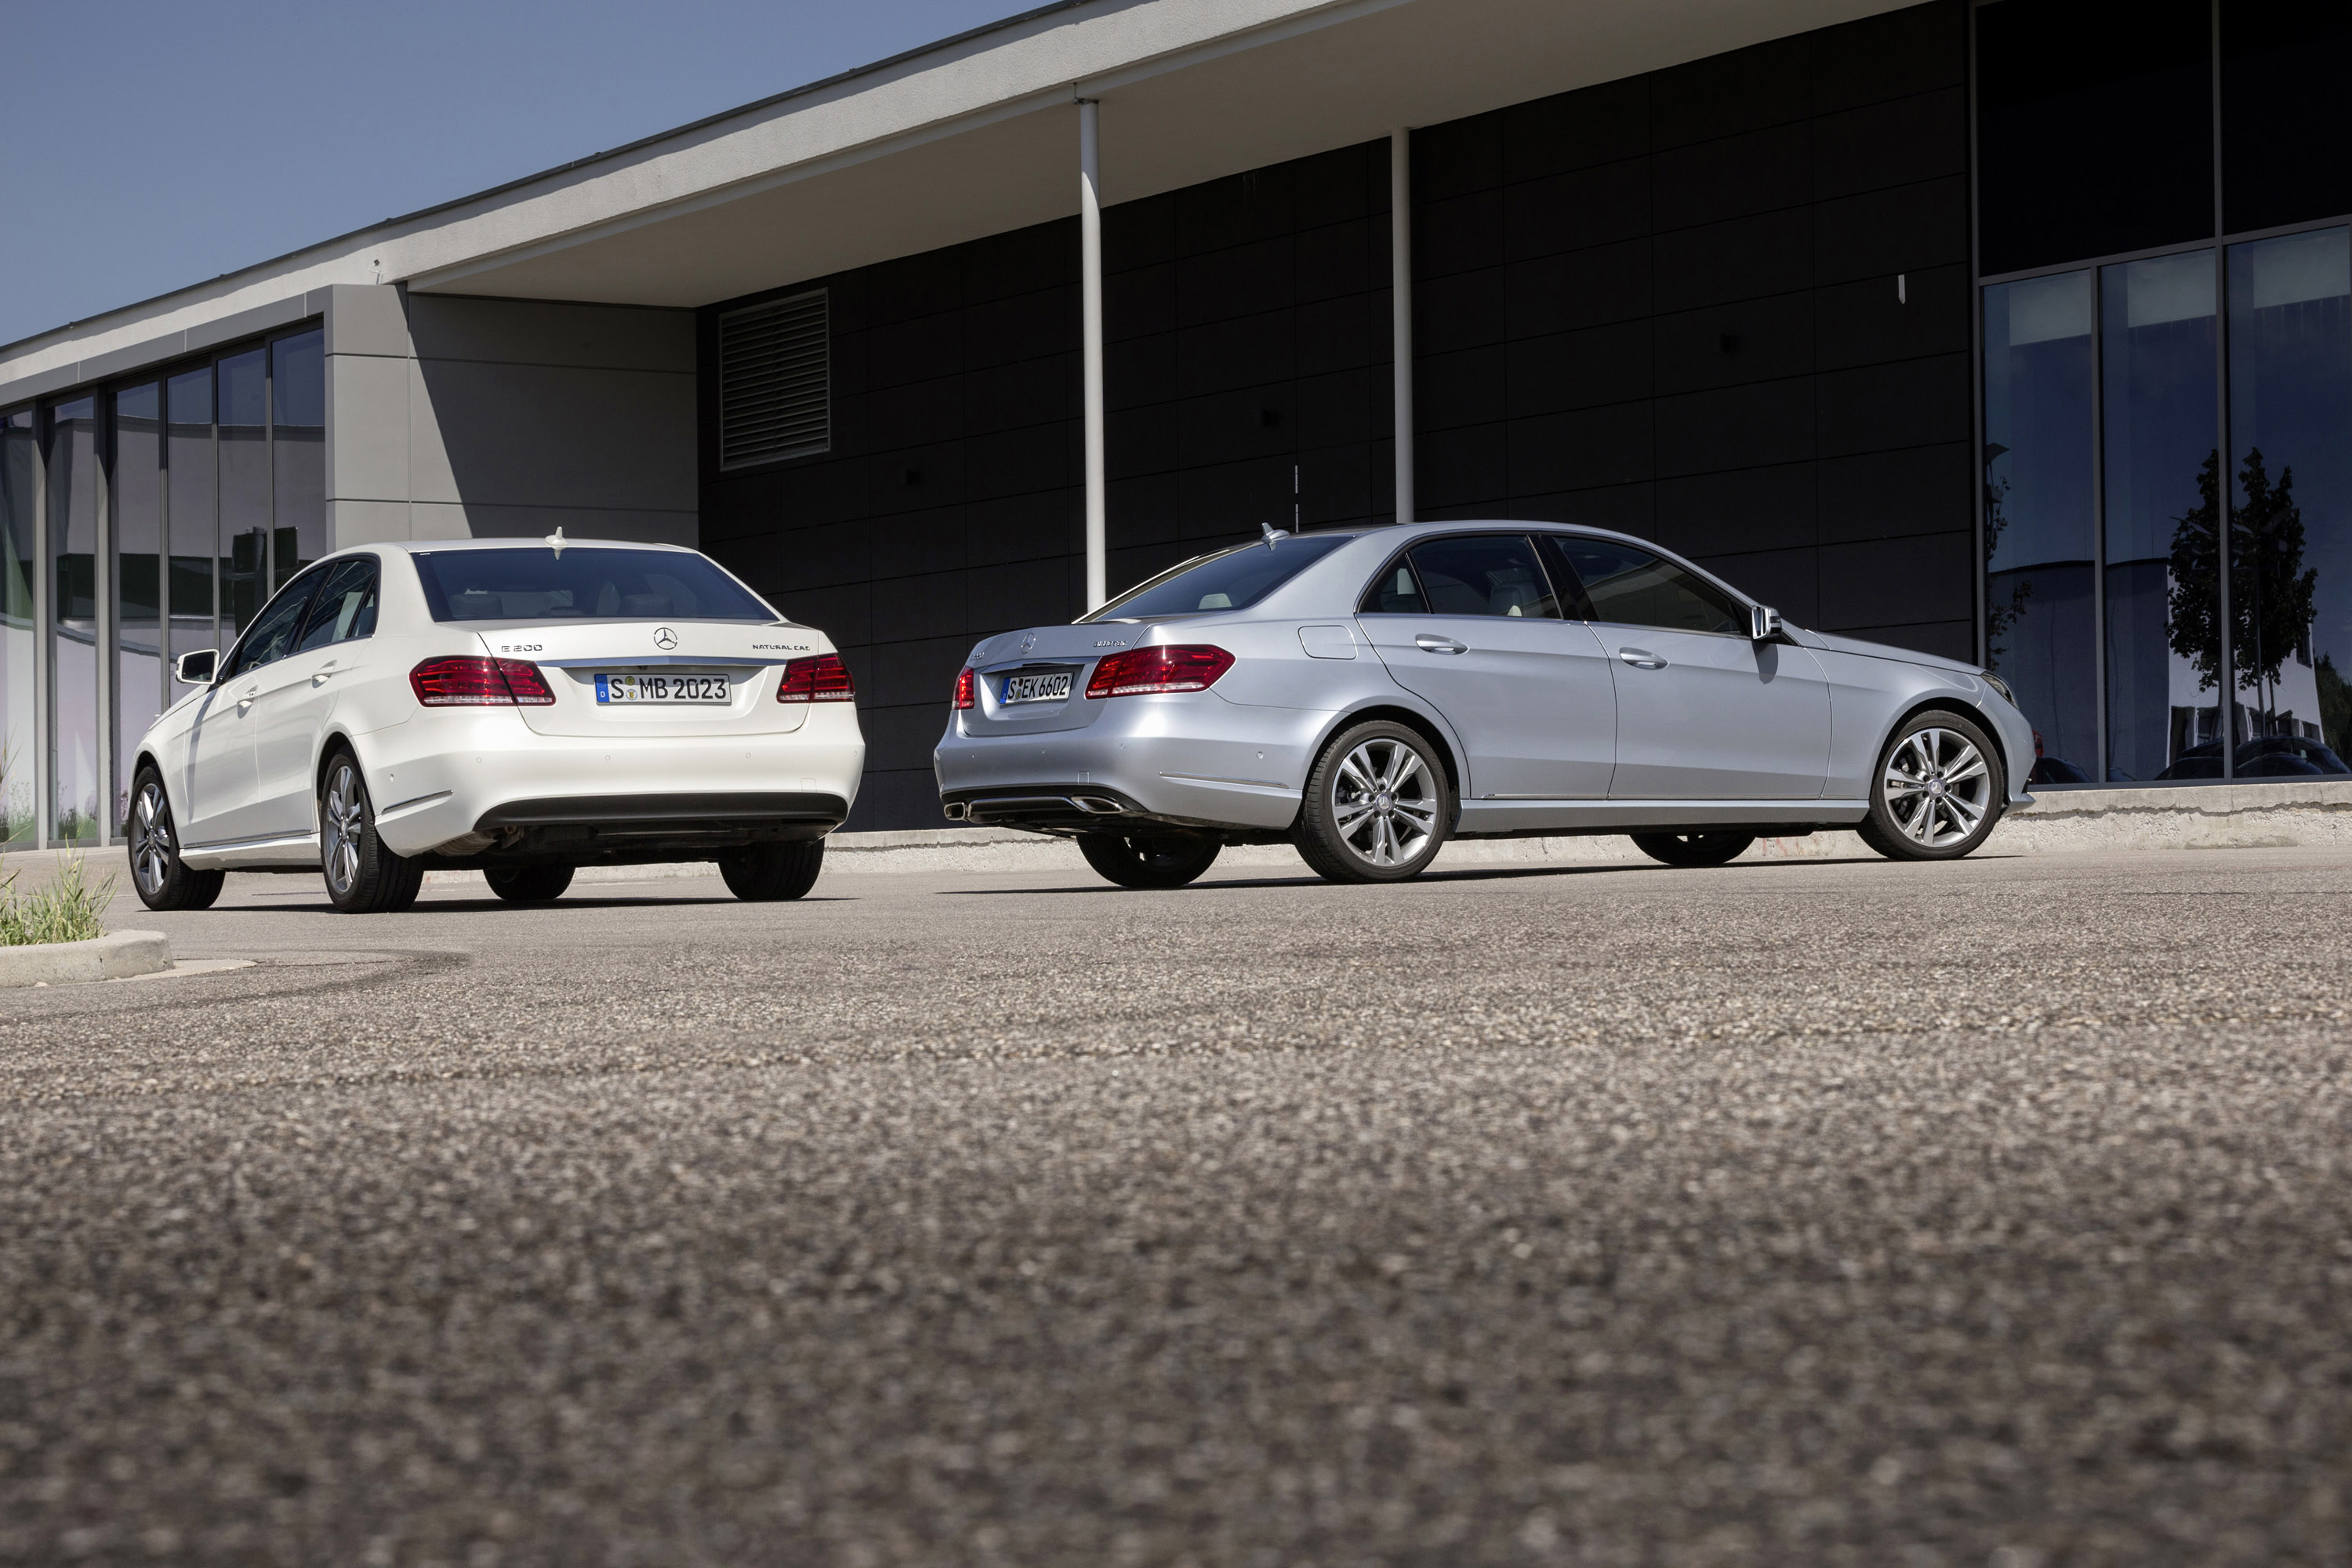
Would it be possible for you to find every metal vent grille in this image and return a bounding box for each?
[719,289,829,469]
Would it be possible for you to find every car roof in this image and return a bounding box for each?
[376,536,698,554]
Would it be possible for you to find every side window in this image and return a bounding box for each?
[1403,534,1563,619]
[1547,537,1744,636]
[222,571,325,681]
[1359,557,1428,615]
[294,557,380,653]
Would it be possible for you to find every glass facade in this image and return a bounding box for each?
[0,321,324,846]
[1979,0,2352,784]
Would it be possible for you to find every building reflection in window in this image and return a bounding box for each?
[2100,250,2218,781]
[2227,226,2352,775]
[0,411,33,844]
[114,383,165,829]
[46,397,100,841]
[1984,271,2097,782]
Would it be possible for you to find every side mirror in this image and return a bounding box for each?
[174,648,219,686]
[1750,604,1784,642]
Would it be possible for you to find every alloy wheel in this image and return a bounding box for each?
[1332,737,1440,868]
[323,764,365,897]
[1882,727,1991,849]
[131,779,175,898]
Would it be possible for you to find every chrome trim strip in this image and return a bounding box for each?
[1157,772,1292,790]
[535,655,793,669]
[182,829,320,855]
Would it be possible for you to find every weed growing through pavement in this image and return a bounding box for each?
[0,857,114,946]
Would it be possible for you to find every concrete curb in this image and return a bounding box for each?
[0,929,172,987]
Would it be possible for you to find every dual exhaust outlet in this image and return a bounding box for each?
[944,793,1127,822]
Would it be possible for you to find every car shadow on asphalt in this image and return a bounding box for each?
[935,856,1896,895]
[201,895,855,913]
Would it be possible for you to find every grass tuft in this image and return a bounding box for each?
[0,858,115,946]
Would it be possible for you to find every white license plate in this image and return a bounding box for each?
[1000,670,1073,704]
[594,673,732,704]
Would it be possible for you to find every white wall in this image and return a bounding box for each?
[322,285,696,549]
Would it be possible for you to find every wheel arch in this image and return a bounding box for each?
[313,727,368,800]
[1875,695,2019,794]
[1309,701,1465,806]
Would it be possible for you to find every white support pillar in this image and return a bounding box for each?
[1390,126,1414,528]
[1079,98,1108,609]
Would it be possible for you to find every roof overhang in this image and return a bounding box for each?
[3,0,1911,394]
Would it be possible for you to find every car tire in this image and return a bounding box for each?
[318,750,425,913]
[719,840,824,901]
[1294,720,1452,884]
[1630,831,1755,868]
[485,866,574,903]
[1076,830,1222,889]
[1856,709,2006,862]
[125,765,226,912]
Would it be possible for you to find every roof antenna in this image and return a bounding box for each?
[1261,521,1290,549]
[545,525,567,557]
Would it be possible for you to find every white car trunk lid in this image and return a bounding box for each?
[472,621,830,738]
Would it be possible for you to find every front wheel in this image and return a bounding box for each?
[719,840,824,901]
[1294,720,1451,884]
[485,866,574,903]
[319,752,424,913]
[1631,831,1754,868]
[1076,830,1221,889]
[127,767,225,911]
[1856,710,2005,862]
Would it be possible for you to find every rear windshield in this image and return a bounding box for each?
[411,548,776,623]
[1086,534,1355,620]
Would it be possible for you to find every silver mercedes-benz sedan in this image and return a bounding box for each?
[934,521,2034,888]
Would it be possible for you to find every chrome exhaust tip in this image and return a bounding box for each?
[1071,795,1126,815]
[941,801,967,821]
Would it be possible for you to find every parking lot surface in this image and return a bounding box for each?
[3,845,2349,1566]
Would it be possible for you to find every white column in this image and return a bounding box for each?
[1390,127,1414,528]
[1079,98,1108,609]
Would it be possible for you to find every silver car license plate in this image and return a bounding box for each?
[595,673,731,704]
[1000,670,1073,704]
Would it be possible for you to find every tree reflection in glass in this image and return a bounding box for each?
[2227,227,2352,774]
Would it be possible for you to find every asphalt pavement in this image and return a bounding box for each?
[2,844,2349,1566]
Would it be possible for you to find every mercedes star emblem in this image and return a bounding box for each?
[653,626,678,651]
[1019,632,1036,653]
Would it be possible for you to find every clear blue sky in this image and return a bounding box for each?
[0,0,1025,348]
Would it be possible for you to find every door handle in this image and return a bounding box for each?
[312,663,340,686]
[1618,648,1668,670]
[1414,634,1468,655]
[237,687,259,710]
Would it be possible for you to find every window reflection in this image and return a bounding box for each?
[271,328,324,593]
[218,347,268,633]
[113,383,164,830]
[46,397,100,841]
[0,410,34,844]
[167,367,219,680]
[2101,251,2219,781]
[2229,227,2352,773]
[1983,271,2096,782]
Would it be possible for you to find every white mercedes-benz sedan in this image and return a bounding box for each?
[125,535,864,913]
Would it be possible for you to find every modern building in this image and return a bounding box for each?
[3,0,2347,844]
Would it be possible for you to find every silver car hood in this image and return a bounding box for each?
[1795,626,1981,677]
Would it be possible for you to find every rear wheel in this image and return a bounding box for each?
[1294,720,1451,884]
[1077,830,1221,889]
[126,766,225,911]
[1856,710,2005,862]
[719,840,824,901]
[319,751,424,913]
[485,866,574,903]
[1630,831,1755,868]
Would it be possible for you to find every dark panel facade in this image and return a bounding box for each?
[1410,0,1976,662]
[700,143,1395,829]
[702,2,1977,829]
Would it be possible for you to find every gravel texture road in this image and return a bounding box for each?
[2,844,2349,1566]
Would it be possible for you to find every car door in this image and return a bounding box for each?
[191,570,324,843]
[1544,535,1830,800]
[1357,532,1616,799]
[249,556,379,837]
